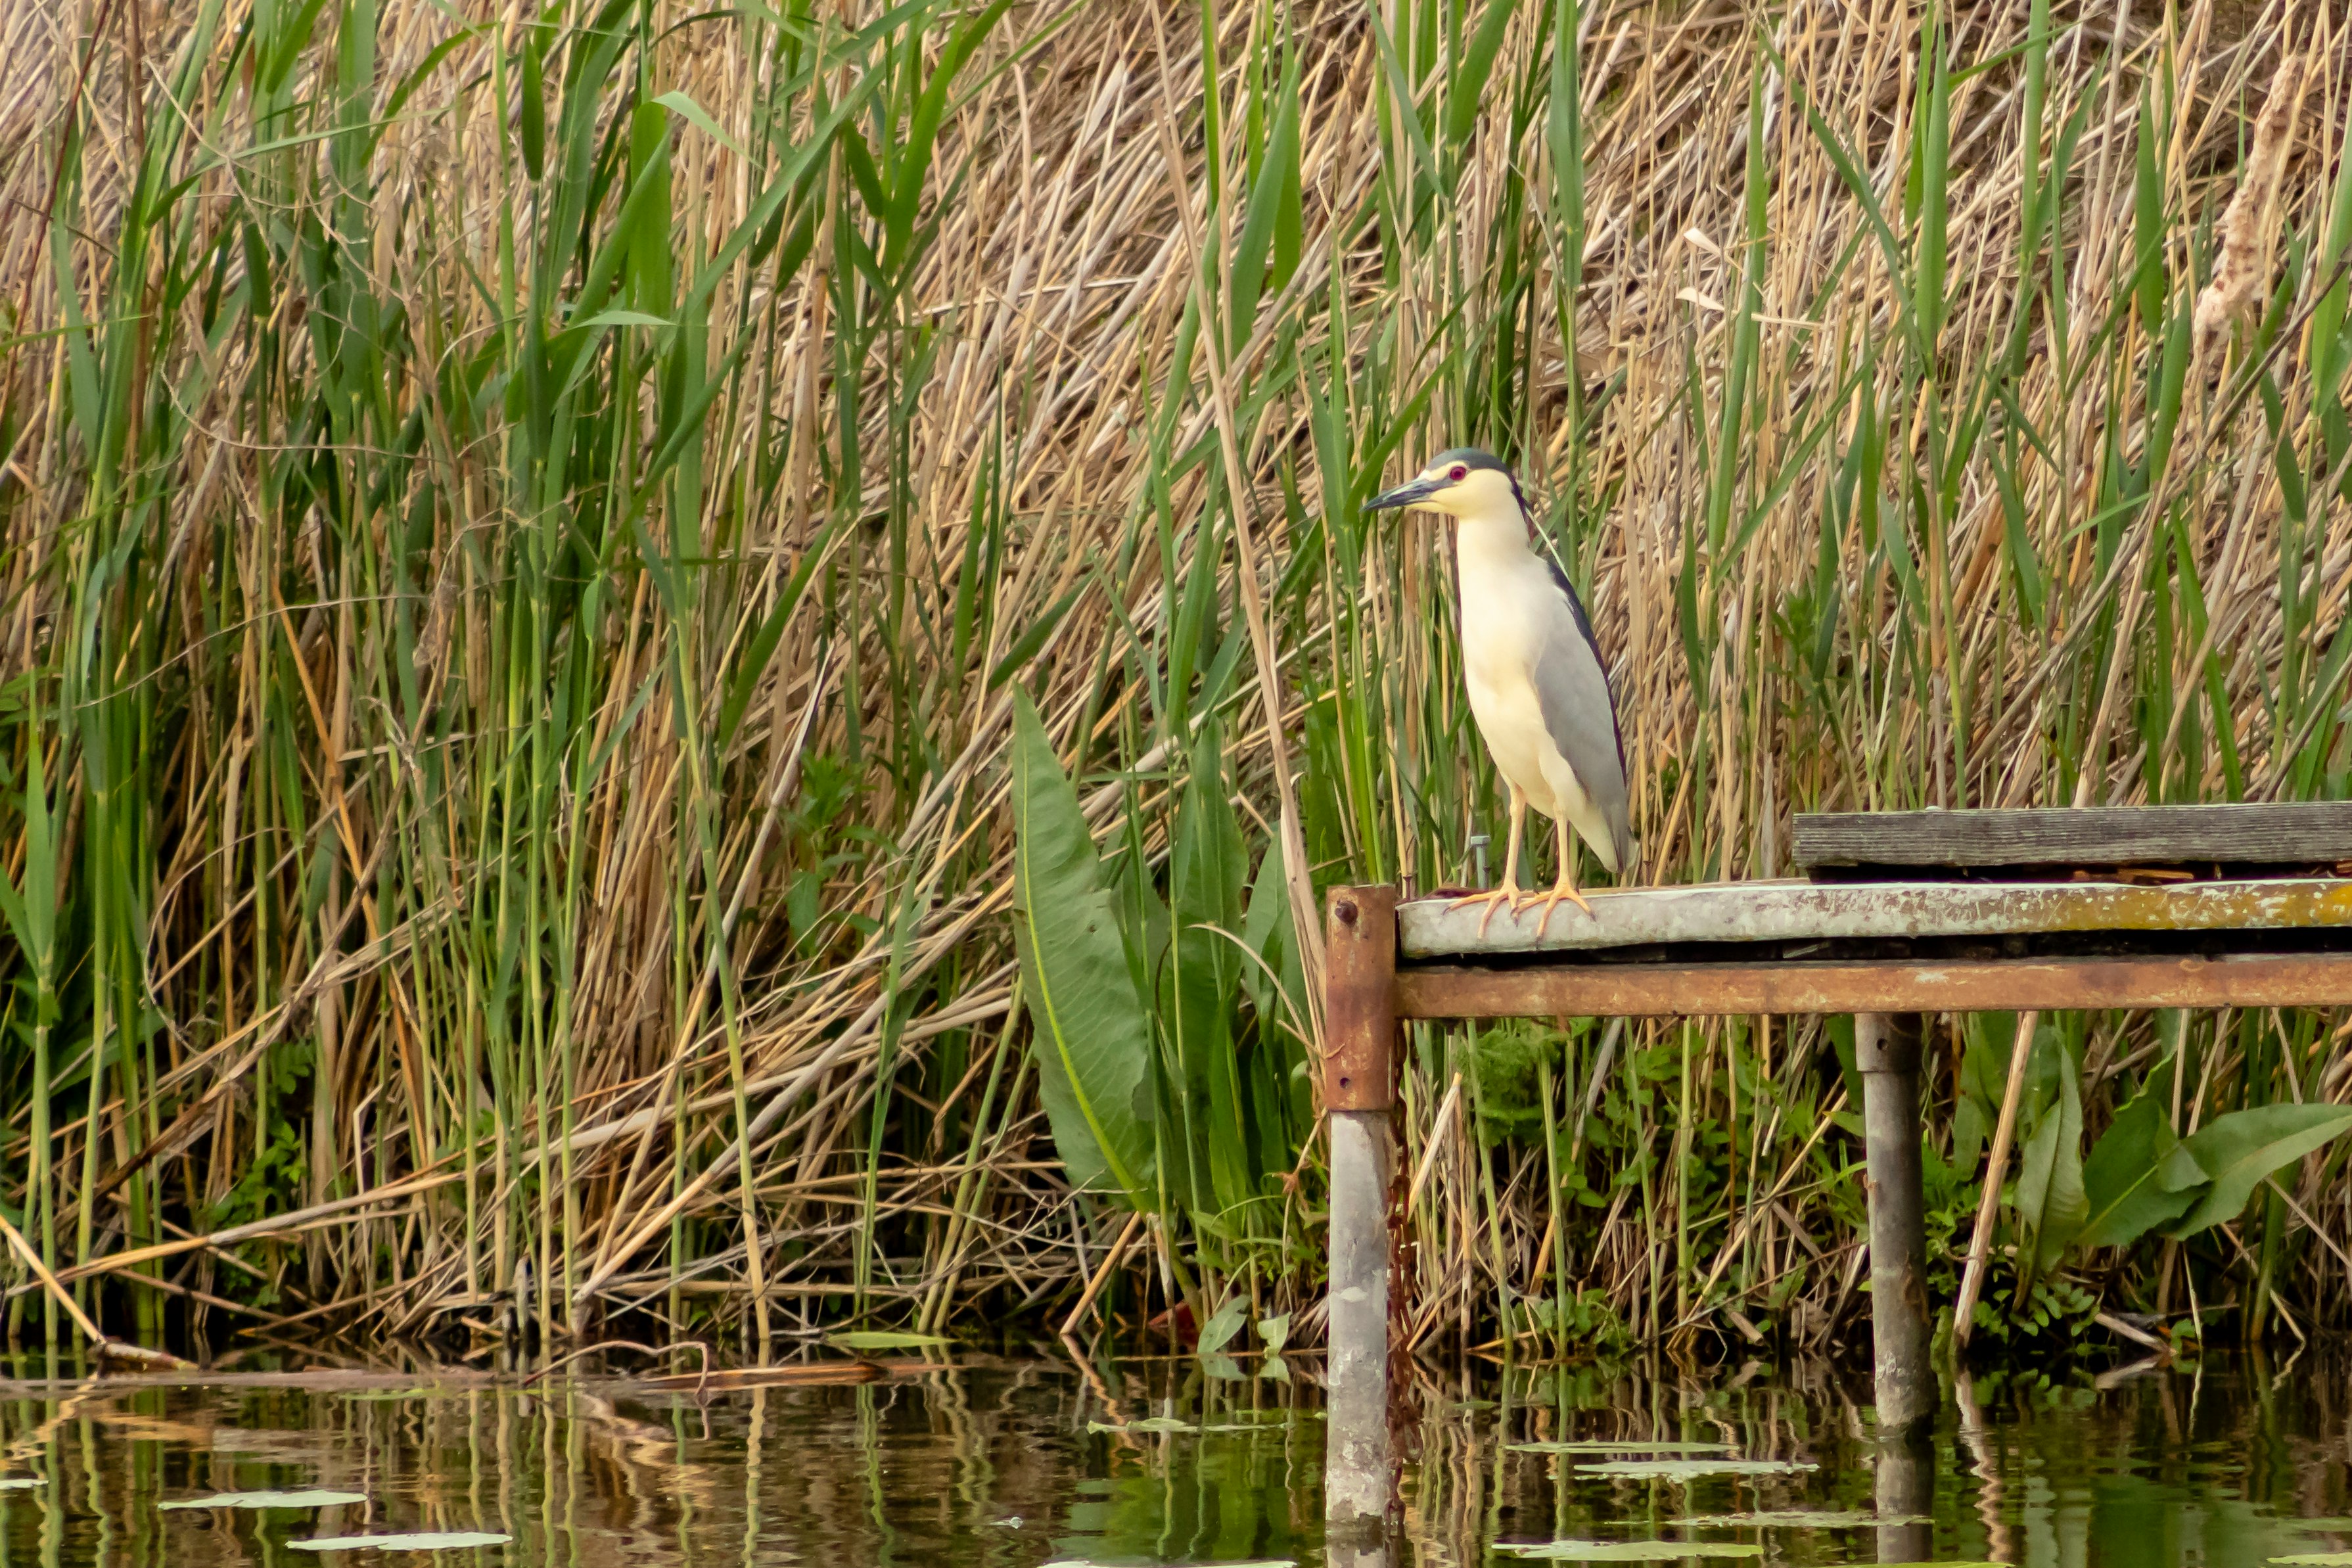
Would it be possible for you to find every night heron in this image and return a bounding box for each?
[1368,448,1636,933]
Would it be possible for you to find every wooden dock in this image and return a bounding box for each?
[1318,804,2352,1540]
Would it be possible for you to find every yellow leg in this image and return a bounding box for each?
[1530,812,1594,937]
[1449,787,1528,939]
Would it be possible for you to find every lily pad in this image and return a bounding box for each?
[1679,1511,1924,1529]
[1086,1418,1272,1436]
[1494,1544,1763,1561]
[1512,1442,1738,1456]
[291,1533,512,1552]
[1088,1416,1194,1434]
[160,1490,369,1511]
[1575,1460,1816,1481]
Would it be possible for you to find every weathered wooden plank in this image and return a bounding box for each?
[1793,802,2352,870]
[1396,877,2352,957]
[1393,951,2352,1018]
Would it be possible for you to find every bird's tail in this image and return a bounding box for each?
[1613,823,1639,882]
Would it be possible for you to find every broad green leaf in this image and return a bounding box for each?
[1195,1294,1249,1356]
[2079,1063,2205,1250]
[1008,690,1155,1204]
[1257,1313,1291,1352]
[2014,1033,2085,1274]
[2166,1104,2352,1240]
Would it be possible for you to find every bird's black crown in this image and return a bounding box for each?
[1427,447,1513,476]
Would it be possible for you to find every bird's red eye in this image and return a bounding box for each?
[1448,465,1467,481]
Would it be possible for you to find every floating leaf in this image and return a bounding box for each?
[1575,1460,1816,1481]
[1494,1544,1763,1561]
[1679,1511,1924,1528]
[0,1478,44,1491]
[2273,1556,2352,1565]
[292,1533,512,1552]
[823,1331,949,1352]
[1512,1442,1737,1455]
[1087,1416,1193,1434]
[161,1491,369,1511]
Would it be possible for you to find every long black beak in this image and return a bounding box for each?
[1365,476,1441,513]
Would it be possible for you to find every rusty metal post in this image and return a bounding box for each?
[1323,886,1398,1534]
[1855,1011,1935,1433]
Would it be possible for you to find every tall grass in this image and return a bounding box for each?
[1,0,2351,1359]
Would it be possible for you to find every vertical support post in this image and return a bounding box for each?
[1872,1428,1935,1560]
[1855,1011,1935,1434]
[1323,886,1398,1534]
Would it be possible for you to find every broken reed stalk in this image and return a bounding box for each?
[0,1209,192,1371]
[1954,1010,2039,1349]
[0,0,2349,1358]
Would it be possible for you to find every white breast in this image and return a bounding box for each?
[1456,532,1579,819]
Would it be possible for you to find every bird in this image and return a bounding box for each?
[1368,448,1636,936]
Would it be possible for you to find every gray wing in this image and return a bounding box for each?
[1531,559,1636,873]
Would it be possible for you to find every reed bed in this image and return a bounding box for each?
[2,0,2351,1362]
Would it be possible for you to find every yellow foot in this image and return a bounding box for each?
[1448,885,1524,940]
[1528,882,1595,938]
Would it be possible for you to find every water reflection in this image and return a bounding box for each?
[0,1347,2339,1565]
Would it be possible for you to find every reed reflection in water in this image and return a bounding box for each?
[0,1349,2340,1565]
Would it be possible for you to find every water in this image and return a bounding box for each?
[0,1349,2345,1565]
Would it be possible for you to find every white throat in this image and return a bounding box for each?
[1452,497,1538,574]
